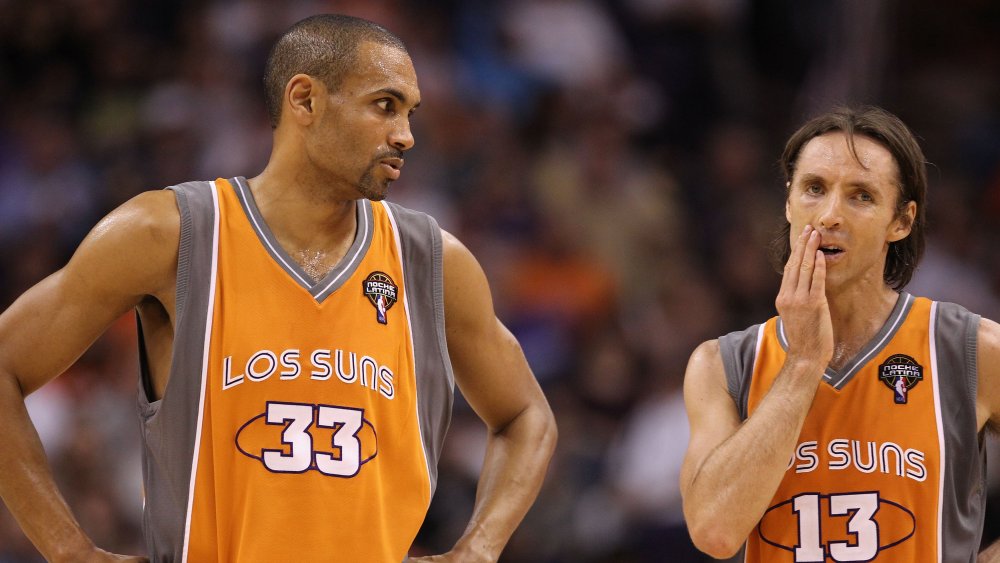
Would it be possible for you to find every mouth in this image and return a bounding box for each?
[819,245,844,257]
[379,157,404,181]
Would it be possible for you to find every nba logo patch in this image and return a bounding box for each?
[878,354,923,404]
[363,272,398,325]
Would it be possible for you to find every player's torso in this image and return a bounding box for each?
[185,178,430,562]
[745,295,945,562]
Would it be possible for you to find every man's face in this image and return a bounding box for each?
[785,132,915,292]
[307,41,420,201]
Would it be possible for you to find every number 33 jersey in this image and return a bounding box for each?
[137,178,455,562]
[720,293,986,562]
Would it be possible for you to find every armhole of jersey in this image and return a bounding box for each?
[932,300,986,560]
[381,201,455,499]
[718,323,764,421]
[136,180,219,561]
[933,301,981,412]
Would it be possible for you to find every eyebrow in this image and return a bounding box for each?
[374,88,421,109]
[797,172,877,190]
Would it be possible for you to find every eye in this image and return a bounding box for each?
[376,98,395,112]
[805,183,823,195]
[856,191,874,202]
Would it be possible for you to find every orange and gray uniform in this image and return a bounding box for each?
[137,178,454,562]
[720,294,986,562]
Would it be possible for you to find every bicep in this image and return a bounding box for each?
[680,340,742,494]
[442,231,546,432]
[0,190,178,395]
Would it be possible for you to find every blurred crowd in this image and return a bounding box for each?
[1,0,999,561]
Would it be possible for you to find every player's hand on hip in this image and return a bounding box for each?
[776,224,834,371]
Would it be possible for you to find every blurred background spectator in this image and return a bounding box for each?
[1,1,999,561]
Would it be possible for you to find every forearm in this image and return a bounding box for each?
[452,403,556,562]
[685,359,822,551]
[0,372,94,562]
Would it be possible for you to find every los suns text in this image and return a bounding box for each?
[789,439,926,482]
[221,348,395,400]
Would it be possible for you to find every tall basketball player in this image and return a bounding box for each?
[0,15,556,563]
[681,106,1000,562]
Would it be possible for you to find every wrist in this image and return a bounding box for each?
[451,535,501,563]
[47,535,97,563]
[780,355,828,385]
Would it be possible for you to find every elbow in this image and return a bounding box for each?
[537,403,558,459]
[686,515,746,559]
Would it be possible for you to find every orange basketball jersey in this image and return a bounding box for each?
[137,178,454,562]
[719,294,985,562]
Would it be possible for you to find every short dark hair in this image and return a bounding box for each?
[263,14,408,129]
[769,106,928,290]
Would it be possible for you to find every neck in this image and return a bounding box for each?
[244,163,361,280]
[825,274,900,369]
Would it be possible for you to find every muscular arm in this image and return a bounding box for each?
[680,225,831,558]
[413,231,556,563]
[0,190,178,562]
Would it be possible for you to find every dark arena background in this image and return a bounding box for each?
[1,1,999,561]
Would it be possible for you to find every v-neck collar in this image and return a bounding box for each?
[230,176,374,303]
[776,292,915,390]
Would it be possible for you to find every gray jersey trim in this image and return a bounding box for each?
[777,292,914,390]
[718,323,763,421]
[933,301,984,563]
[231,176,374,301]
[138,181,218,562]
[383,201,455,496]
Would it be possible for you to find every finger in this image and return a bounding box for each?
[796,230,821,294]
[810,248,826,297]
[783,225,812,291]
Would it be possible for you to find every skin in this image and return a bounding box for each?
[0,40,556,562]
[680,132,1000,559]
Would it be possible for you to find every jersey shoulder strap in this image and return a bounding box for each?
[718,321,766,420]
[381,201,455,494]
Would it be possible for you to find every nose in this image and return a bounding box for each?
[389,117,414,152]
[816,193,844,229]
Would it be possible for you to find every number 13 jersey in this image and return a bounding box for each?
[137,178,455,562]
[720,293,986,562]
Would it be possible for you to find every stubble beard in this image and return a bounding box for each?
[356,164,391,202]
[356,149,403,201]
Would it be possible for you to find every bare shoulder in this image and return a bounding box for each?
[440,229,478,277]
[90,189,180,247]
[440,229,496,327]
[66,189,181,298]
[685,339,726,394]
[977,317,1000,431]
[689,339,723,370]
[979,316,1000,351]
[683,339,739,435]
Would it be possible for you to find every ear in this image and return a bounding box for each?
[784,193,791,224]
[284,74,323,126]
[887,200,917,242]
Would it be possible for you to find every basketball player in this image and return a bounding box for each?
[681,106,1000,562]
[0,15,556,562]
